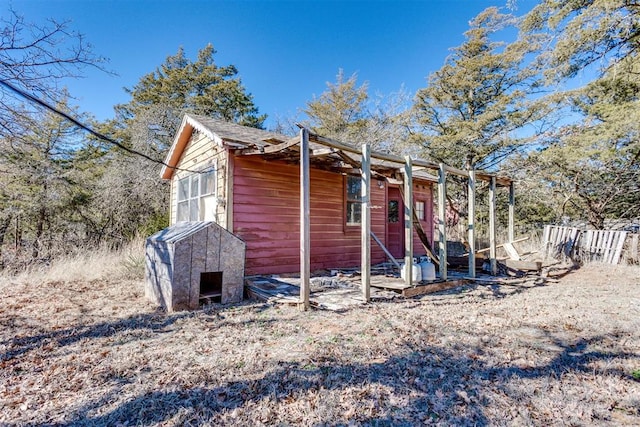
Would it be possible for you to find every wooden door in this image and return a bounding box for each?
[387,187,404,258]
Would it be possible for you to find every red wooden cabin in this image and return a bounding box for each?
[161,114,436,276]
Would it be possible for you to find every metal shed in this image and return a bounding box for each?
[145,221,246,311]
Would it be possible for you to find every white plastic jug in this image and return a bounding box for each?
[419,257,436,281]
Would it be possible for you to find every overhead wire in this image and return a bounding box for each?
[0,78,200,174]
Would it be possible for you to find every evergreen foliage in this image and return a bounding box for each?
[303,69,413,152]
[516,0,640,228]
[412,7,545,170]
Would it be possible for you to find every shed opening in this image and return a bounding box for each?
[200,271,223,303]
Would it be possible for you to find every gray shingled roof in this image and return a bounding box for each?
[187,114,291,149]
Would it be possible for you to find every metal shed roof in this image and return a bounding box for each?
[147,221,213,244]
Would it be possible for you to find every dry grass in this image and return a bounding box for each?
[1,250,639,426]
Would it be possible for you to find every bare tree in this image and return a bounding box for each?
[0,7,106,137]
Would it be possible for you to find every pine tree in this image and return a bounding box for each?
[303,69,412,152]
[517,0,640,227]
[413,7,545,170]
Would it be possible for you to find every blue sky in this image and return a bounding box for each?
[6,0,535,129]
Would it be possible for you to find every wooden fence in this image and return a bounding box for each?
[543,225,632,265]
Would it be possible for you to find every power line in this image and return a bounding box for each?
[0,78,199,174]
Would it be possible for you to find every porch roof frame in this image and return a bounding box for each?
[237,127,512,187]
[291,127,515,310]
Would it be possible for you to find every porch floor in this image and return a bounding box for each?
[244,268,476,311]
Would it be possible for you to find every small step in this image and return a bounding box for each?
[199,292,222,299]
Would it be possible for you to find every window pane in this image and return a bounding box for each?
[346,202,361,225]
[190,175,200,198]
[177,201,189,222]
[177,178,189,201]
[346,176,362,201]
[388,200,399,223]
[201,195,216,221]
[416,201,425,220]
[189,199,199,221]
[201,170,215,196]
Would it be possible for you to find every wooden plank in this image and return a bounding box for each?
[567,227,579,258]
[336,151,361,168]
[438,163,448,280]
[503,242,521,260]
[631,234,639,263]
[305,130,511,184]
[402,279,470,298]
[443,164,470,178]
[371,281,410,291]
[503,259,542,273]
[240,135,300,155]
[371,231,401,269]
[311,147,335,157]
[581,229,591,260]
[558,227,568,257]
[542,225,551,257]
[611,231,627,265]
[468,168,476,278]
[597,231,606,258]
[604,231,615,263]
[593,230,601,259]
[300,128,310,311]
[476,236,530,253]
[603,231,613,262]
[404,156,414,286]
[199,291,222,298]
[361,143,371,302]
[548,226,558,256]
[489,176,497,275]
[508,182,515,243]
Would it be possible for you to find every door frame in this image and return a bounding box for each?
[386,185,404,259]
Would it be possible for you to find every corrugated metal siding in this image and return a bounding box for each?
[233,156,387,275]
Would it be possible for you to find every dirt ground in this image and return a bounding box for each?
[1,263,639,426]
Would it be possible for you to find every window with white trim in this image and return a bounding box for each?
[176,169,216,222]
[346,175,362,225]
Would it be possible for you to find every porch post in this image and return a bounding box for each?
[404,156,413,286]
[361,144,371,302]
[300,128,310,310]
[508,181,515,243]
[467,167,476,278]
[489,175,497,275]
[438,163,448,280]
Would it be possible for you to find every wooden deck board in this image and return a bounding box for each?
[247,271,477,309]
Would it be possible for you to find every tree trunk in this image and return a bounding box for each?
[0,214,12,269]
[32,205,46,260]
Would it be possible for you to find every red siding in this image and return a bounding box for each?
[233,156,389,275]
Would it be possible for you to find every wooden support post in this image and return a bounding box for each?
[438,163,448,281]
[508,181,515,243]
[299,128,310,310]
[404,156,413,286]
[467,168,476,278]
[361,143,371,302]
[489,176,497,275]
